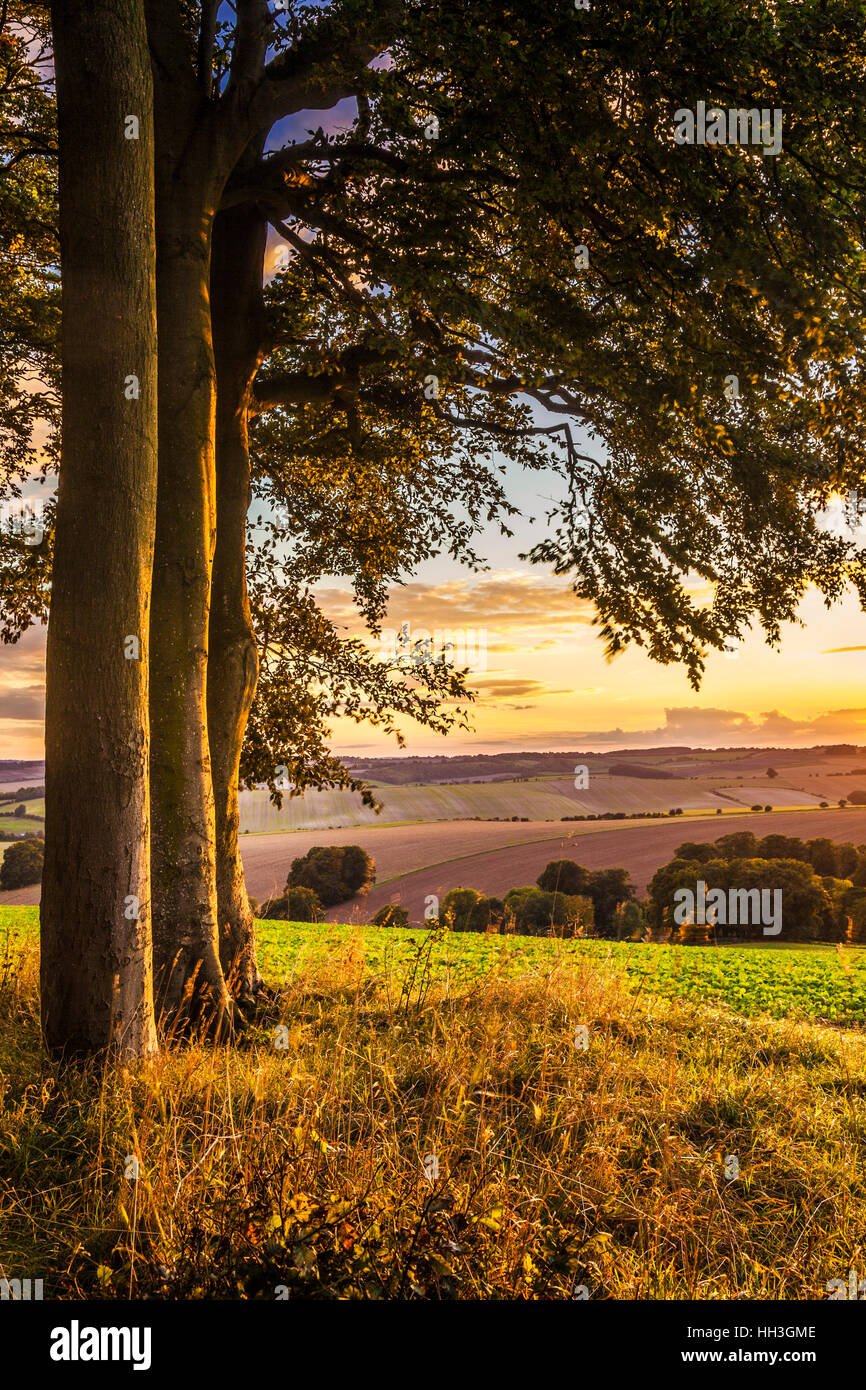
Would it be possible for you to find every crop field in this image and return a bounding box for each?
[4,906,864,1027]
[253,923,866,1028]
[237,772,825,834]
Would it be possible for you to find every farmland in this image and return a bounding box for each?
[3,908,866,1300]
[6,803,866,917]
[236,766,828,833]
[4,906,865,1026]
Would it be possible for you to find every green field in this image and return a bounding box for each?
[255,922,866,1027]
[5,906,863,1027]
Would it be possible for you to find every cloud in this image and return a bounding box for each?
[317,571,593,637]
[469,677,570,700]
[0,685,44,719]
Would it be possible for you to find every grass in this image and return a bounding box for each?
[0,816,42,836]
[1,907,865,1299]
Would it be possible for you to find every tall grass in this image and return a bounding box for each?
[1,926,864,1299]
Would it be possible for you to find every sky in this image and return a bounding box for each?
[313,477,866,757]
[7,457,863,763]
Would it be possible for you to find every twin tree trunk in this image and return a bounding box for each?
[148,170,235,1031]
[209,201,267,1004]
[148,89,263,1026]
[42,0,158,1056]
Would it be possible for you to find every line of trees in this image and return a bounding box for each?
[5,3,866,1052]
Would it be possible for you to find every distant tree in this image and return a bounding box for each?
[13,804,25,818]
[839,799,849,808]
[340,846,377,897]
[751,804,763,811]
[756,835,807,863]
[536,860,591,896]
[504,887,593,937]
[0,838,43,890]
[767,767,779,779]
[715,832,758,859]
[648,855,832,942]
[587,868,636,936]
[289,845,375,907]
[805,837,842,877]
[674,841,716,864]
[615,899,644,941]
[443,887,495,933]
[847,791,866,805]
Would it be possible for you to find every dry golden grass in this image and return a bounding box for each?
[1,927,865,1299]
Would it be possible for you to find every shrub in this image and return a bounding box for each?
[260,885,324,922]
[0,837,44,890]
[372,904,410,929]
[442,887,502,933]
[289,845,375,907]
[751,804,763,812]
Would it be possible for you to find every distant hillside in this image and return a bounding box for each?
[346,745,865,786]
[608,762,675,780]
[0,761,44,789]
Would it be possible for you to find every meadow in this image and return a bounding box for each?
[1,905,864,1300]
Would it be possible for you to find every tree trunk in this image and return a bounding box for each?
[148,158,234,1033]
[209,202,267,1004]
[42,0,158,1058]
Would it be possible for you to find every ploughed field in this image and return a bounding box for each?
[5,806,866,918]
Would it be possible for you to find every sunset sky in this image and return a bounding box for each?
[7,456,863,762]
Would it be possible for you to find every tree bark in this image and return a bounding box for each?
[42,0,158,1058]
[209,200,267,1004]
[148,170,236,1033]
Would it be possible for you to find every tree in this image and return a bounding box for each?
[147,0,866,1025]
[13,0,866,1048]
[442,887,495,933]
[586,867,635,936]
[0,837,43,890]
[536,860,591,896]
[288,844,374,907]
[504,886,593,937]
[767,767,778,779]
[41,0,158,1058]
